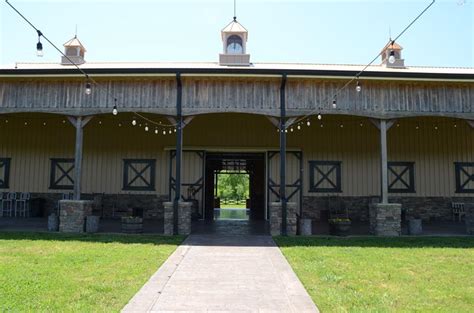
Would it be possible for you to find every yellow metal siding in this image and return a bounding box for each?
[0,113,473,198]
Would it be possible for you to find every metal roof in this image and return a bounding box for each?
[1,61,473,77]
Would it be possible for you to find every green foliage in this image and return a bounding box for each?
[216,172,249,201]
[275,236,474,312]
[0,232,183,312]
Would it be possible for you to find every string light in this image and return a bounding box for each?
[332,98,337,109]
[388,50,396,64]
[306,120,311,127]
[155,128,159,134]
[317,113,322,120]
[162,130,167,135]
[290,127,294,132]
[85,82,92,95]
[112,98,118,116]
[144,125,149,132]
[36,30,43,57]
[355,79,361,92]
[132,119,137,126]
[297,124,301,130]
[169,129,172,134]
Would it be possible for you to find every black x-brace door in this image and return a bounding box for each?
[266,151,303,219]
[169,150,205,217]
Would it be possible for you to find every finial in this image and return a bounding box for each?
[75,24,78,38]
[233,0,237,20]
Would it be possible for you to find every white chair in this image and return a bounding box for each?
[16,192,31,218]
[452,202,465,222]
[2,192,16,217]
[0,192,4,217]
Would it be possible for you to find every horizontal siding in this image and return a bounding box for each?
[1,77,473,119]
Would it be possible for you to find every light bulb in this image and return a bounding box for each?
[174,128,177,132]
[356,81,361,92]
[306,120,311,127]
[85,82,92,95]
[112,106,118,116]
[332,99,337,109]
[36,42,43,57]
[145,125,149,131]
[132,119,137,126]
[163,130,166,135]
[285,129,288,133]
[155,129,158,134]
[297,124,301,130]
[388,51,396,64]
[317,114,322,120]
[169,129,172,134]
[290,127,294,132]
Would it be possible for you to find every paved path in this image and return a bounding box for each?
[122,235,318,312]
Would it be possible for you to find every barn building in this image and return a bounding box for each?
[1,17,473,235]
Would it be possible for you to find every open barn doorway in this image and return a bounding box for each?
[204,153,266,222]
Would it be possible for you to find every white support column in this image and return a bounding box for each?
[67,116,92,200]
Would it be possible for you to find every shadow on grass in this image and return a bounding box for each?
[274,236,474,249]
[0,231,185,245]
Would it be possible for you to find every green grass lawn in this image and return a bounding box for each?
[275,236,474,312]
[219,204,246,209]
[0,232,183,312]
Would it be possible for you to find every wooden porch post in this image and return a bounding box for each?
[280,74,287,236]
[67,116,92,200]
[174,73,183,235]
[380,120,389,204]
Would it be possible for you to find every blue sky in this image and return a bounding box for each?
[1,0,472,67]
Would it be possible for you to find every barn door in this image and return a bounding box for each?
[266,151,303,219]
[169,150,205,219]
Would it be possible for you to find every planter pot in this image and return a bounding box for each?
[329,221,351,236]
[408,218,422,235]
[299,218,312,236]
[86,215,100,233]
[121,217,143,234]
[47,213,59,232]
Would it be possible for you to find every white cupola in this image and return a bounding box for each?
[61,36,86,65]
[219,17,250,66]
[381,40,405,68]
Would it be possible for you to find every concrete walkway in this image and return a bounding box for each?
[122,235,318,312]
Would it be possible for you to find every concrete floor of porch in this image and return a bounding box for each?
[0,217,469,236]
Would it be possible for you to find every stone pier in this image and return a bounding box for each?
[59,200,93,233]
[369,203,402,236]
[163,201,192,235]
[269,202,297,236]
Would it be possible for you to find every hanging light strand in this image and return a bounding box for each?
[5,0,177,129]
[286,0,436,130]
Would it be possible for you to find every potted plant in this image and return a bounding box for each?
[329,218,351,236]
[408,214,422,235]
[121,216,143,234]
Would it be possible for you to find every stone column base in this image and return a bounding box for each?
[369,203,402,236]
[59,200,92,233]
[269,202,297,236]
[163,201,192,235]
[465,204,474,235]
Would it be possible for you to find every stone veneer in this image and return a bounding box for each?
[27,193,168,219]
[163,201,192,235]
[269,202,297,236]
[302,196,474,222]
[59,200,92,233]
[369,203,402,236]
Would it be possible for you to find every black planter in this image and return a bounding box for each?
[329,221,351,236]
